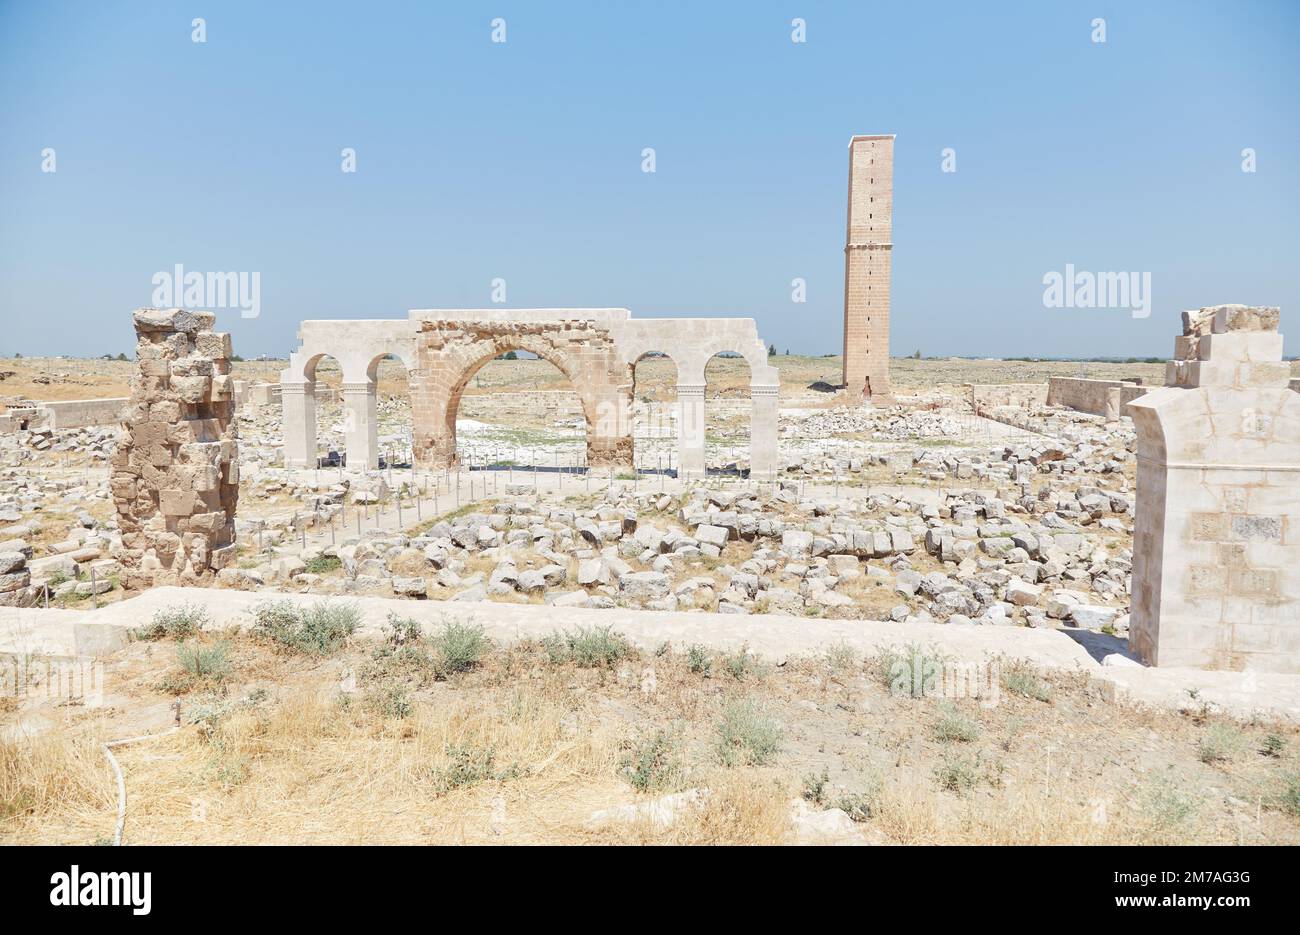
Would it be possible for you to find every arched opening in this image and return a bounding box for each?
[366,352,413,468]
[630,351,677,475]
[303,352,346,467]
[448,346,589,472]
[704,351,753,475]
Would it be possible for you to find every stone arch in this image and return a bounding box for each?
[410,319,633,470]
[629,350,679,474]
[281,321,417,470]
[279,351,344,468]
[703,349,754,475]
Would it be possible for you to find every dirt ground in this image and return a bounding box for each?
[3,622,1298,845]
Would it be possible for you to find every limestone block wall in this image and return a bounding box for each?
[248,382,281,406]
[969,383,1049,414]
[1047,377,1148,419]
[111,309,240,588]
[1129,305,1300,672]
[39,397,129,430]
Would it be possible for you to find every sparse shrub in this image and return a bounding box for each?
[1002,660,1052,702]
[254,600,358,655]
[621,729,686,793]
[134,603,209,641]
[935,752,978,794]
[430,620,491,675]
[825,642,858,672]
[1197,723,1245,764]
[383,612,422,647]
[802,768,830,806]
[716,698,782,767]
[686,644,712,675]
[1262,734,1286,758]
[176,641,231,683]
[1273,773,1300,817]
[430,743,499,794]
[304,554,342,575]
[931,703,980,743]
[836,782,881,823]
[364,680,412,719]
[541,625,630,668]
[875,643,947,698]
[722,646,763,681]
[1141,774,1198,829]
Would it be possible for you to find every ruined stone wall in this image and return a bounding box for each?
[969,383,1049,414]
[1047,377,1148,420]
[1129,305,1300,672]
[111,309,239,588]
[458,390,583,422]
[39,397,129,430]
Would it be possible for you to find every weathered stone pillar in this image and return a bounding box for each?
[750,384,779,479]
[586,389,633,471]
[112,308,239,588]
[280,382,315,468]
[677,383,706,480]
[343,381,378,470]
[1128,304,1300,672]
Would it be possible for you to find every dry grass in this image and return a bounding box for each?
[3,636,1299,846]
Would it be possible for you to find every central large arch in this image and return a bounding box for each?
[410,318,633,470]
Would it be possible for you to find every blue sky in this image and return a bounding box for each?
[1,0,1297,360]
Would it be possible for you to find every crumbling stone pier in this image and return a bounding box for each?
[111,308,240,588]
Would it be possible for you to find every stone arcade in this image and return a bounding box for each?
[280,308,781,480]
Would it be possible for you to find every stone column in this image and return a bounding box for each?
[586,389,634,471]
[1128,304,1300,673]
[749,384,779,480]
[677,383,706,481]
[342,381,379,470]
[112,308,240,588]
[280,382,315,468]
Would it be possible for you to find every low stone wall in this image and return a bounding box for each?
[1047,377,1149,419]
[968,383,1048,414]
[38,397,128,430]
[248,382,281,406]
[459,390,582,421]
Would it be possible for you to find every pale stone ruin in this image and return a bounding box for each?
[1129,305,1300,672]
[111,308,240,588]
[280,308,780,479]
[842,134,894,402]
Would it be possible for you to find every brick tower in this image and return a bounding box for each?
[841,134,894,401]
